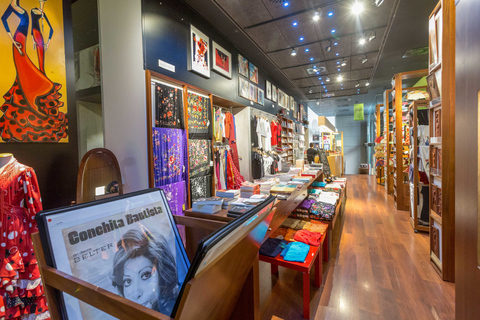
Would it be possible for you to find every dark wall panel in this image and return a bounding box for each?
[142,0,303,120]
[455,0,480,318]
[1,0,78,209]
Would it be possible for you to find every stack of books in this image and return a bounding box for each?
[292,177,310,183]
[216,189,240,198]
[301,170,320,178]
[257,181,277,195]
[240,182,260,198]
[227,206,251,218]
[270,184,296,196]
[221,197,238,210]
[288,168,302,175]
[278,174,294,183]
[192,197,223,214]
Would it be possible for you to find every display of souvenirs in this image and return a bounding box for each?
[187,92,211,139]
[190,174,212,202]
[155,83,184,129]
[434,109,441,137]
[152,127,188,186]
[188,139,212,177]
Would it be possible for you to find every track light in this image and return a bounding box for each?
[366,81,370,86]
[326,77,330,82]
[321,99,325,103]
[316,99,320,105]
[291,48,297,56]
[341,59,347,67]
[362,55,368,64]
[355,81,360,87]
[312,65,318,72]
[352,1,364,15]
[313,11,320,21]
[309,88,313,93]
[348,96,352,101]
[326,40,332,52]
[369,31,376,41]
[374,0,384,7]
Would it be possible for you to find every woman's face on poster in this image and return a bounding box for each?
[123,256,159,308]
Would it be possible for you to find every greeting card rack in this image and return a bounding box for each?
[391,70,429,211]
[427,0,455,282]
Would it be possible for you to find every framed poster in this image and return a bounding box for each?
[258,88,265,106]
[0,0,69,143]
[272,85,277,102]
[249,62,258,84]
[188,25,210,78]
[239,77,249,99]
[36,189,190,319]
[290,97,295,111]
[249,83,256,102]
[238,54,248,78]
[428,15,438,68]
[266,80,272,100]
[427,73,440,100]
[278,89,284,108]
[212,42,232,79]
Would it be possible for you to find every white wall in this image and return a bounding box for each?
[77,101,104,160]
[335,115,369,174]
[98,0,148,192]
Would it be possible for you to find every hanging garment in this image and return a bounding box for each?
[188,139,212,178]
[219,151,227,190]
[264,120,272,151]
[251,116,258,147]
[157,181,187,242]
[154,83,184,129]
[214,151,221,190]
[227,151,245,189]
[0,158,49,319]
[214,109,222,142]
[252,152,264,179]
[227,113,240,170]
[152,127,188,186]
[187,92,211,139]
[256,117,263,149]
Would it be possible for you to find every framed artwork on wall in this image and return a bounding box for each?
[427,73,441,100]
[0,0,69,143]
[290,97,294,110]
[188,25,210,78]
[238,54,248,78]
[272,85,277,102]
[212,42,232,79]
[258,88,265,106]
[278,89,284,107]
[249,62,258,84]
[249,83,256,102]
[266,80,272,100]
[239,77,249,99]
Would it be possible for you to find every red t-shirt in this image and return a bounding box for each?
[271,121,278,146]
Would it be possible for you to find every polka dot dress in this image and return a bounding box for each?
[0,159,49,320]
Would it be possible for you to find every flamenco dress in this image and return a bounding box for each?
[0,158,49,320]
[0,5,67,142]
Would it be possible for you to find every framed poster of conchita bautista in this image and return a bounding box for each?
[36,189,190,319]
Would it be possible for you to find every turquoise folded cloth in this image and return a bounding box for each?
[281,242,310,263]
[312,181,327,187]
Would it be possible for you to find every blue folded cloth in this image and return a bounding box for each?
[281,242,310,262]
[312,181,327,187]
[260,238,287,257]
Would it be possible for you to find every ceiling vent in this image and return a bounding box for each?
[306,66,327,75]
[402,46,429,58]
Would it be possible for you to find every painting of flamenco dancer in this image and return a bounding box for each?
[188,24,210,78]
[0,0,68,142]
[212,41,231,79]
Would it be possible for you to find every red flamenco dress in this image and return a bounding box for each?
[0,158,49,320]
[0,5,67,142]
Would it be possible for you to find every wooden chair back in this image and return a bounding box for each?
[76,148,123,204]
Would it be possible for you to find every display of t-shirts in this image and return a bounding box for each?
[252,151,264,179]
[155,83,184,129]
[263,156,273,176]
[271,121,279,146]
[256,117,263,149]
[157,181,187,242]
[264,120,272,151]
[251,116,259,147]
[0,157,49,320]
[152,127,188,186]
[190,174,212,203]
[187,92,211,139]
[188,139,212,177]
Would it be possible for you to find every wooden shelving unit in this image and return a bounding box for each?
[375,104,385,185]
[392,70,429,211]
[428,0,455,282]
[408,100,430,233]
[383,90,394,195]
[279,116,294,165]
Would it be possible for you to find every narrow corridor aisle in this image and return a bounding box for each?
[260,175,455,320]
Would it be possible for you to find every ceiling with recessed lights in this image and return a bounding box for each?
[185,0,437,114]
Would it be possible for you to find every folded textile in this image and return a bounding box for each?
[269,227,288,239]
[311,181,327,188]
[259,238,287,257]
[294,229,322,246]
[291,220,308,230]
[305,220,328,235]
[310,202,336,220]
[281,242,310,262]
[285,228,297,242]
[280,217,301,229]
[296,199,316,210]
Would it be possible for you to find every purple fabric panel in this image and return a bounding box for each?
[158,180,187,244]
[153,127,188,186]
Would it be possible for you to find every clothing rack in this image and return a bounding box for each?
[251,109,278,122]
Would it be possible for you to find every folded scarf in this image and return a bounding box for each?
[306,220,329,235]
[294,229,322,246]
[291,220,308,230]
[280,218,301,229]
[281,242,310,262]
[260,238,287,257]
[285,228,297,242]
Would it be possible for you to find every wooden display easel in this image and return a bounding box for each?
[32,212,270,320]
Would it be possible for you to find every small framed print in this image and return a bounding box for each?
[249,62,258,84]
[239,77,249,99]
[427,73,440,100]
[212,42,232,79]
[258,88,265,106]
[278,89,284,108]
[272,85,277,102]
[249,83,256,102]
[266,80,272,100]
[238,54,248,78]
[188,25,210,78]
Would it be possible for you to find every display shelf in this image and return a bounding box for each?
[384,90,395,195]
[428,0,455,282]
[408,100,430,233]
[278,116,294,165]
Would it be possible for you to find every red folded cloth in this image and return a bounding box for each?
[294,229,322,246]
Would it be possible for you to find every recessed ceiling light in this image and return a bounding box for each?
[325,89,328,92]
[331,29,336,33]
[359,37,366,45]
[323,86,326,88]
[312,65,317,72]
[310,57,314,61]
[321,82,324,84]
[316,71,320,75]
[351,1,364,15]
[293,21,298,26]
[284,1,289,7]
[328,12,334,17]
[337,68,341,71]
[313,11,320,21]
[319,77,322,80]
[341,87,344,90]
[300,37,305,41]
[305,48,309,52]
[338,75,343,82]
[291,48,297,56]
[316,99,320,105]
[334,42,338,46]
[337,61,340,65]
[340,83,343,86]
[336,53,339,56]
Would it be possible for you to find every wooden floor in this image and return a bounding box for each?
[259,175,455,320]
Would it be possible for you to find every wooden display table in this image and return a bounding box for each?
[260,232,328,319]
[327,154,343,176]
